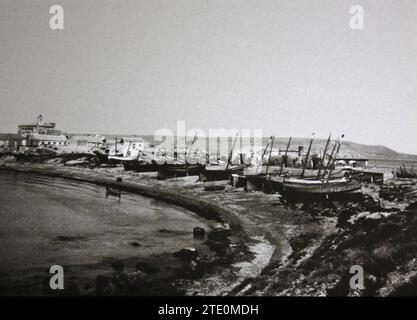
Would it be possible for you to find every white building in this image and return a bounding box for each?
[28,133,69,148]
[69,135,106,149]
[18,115,61,137]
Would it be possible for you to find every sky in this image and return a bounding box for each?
[0,0,416,154]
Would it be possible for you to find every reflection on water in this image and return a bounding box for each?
[0,170,210,295]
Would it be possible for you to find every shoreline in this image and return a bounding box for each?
[0,162,261,296]
[0,164,242,230]
[2,158,416,296]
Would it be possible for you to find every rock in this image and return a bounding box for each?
[136,262,159,274]
[126,270,147,288]
[193,227,206,239]
[207,229,231,242]
[407,202,417,210]
[204,239,229,252]
[95,275,114,295]
[111,260,125,273]
[65,281,80,296]
[173,248,199,262]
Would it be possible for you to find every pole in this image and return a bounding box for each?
[301,133,315,178]
[226,133,239,170]
[326,134,344,181]
[185,132,198,162]
[323,140,337,178]
[126,141,132,157]
[279,136,292,176]
[265,136,275,176]
[174,135,177,163]
[206,137,210,165]
[257,137,271,173]
[317,133,332,178]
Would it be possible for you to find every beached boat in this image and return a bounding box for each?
[155,162,204,180]
[121,153,156,172]
[276,176,361,195]
[240,136,277,191]
[200,164,245,182]
[93,148,110,163]
[106,137,157,171]
[155,132,205,179]
[200,133,245,181]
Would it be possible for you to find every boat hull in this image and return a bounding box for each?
[122,160,156,172]
[281,178,361,195]
[156,164,204,180]
[200,165,244,182]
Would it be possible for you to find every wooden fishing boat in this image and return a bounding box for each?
[156,162,204,180]
[93,147,110,163]
[200,164,245,182]
[155,132,205,179]
[200,133,245,181]
[122,158,156,172]
[240,136,279,192]
[112,151,156,172]
[277,176,361,195]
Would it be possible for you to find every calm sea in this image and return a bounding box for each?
[0,170,211,295]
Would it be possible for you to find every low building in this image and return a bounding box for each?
[28,134,69,148]
[0,134,20,152]
[351,167,397,184]
[69,135,106,149]
[336,153,369,168]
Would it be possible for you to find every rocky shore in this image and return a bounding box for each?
[1,154,417,296]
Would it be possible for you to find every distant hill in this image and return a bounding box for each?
[96,134,416,160]
[2,132,416,163]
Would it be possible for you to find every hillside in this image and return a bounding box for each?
[2,132,417,163]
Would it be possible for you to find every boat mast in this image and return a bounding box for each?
[206,136,210,165]
[185,132,198,163]
[323,140,337,178]
[174,136,177,163]
[257,137,271,173]
[125,141,132,157]
[326,134,344,182]
[301,132,315,178]
[317,133,332,178]
[265,135,275,176]
[279,136,292,176]
[226,133,239,170]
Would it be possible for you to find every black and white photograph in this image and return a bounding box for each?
[0,0,417,309]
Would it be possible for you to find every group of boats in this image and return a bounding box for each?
[94,133,362,198]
